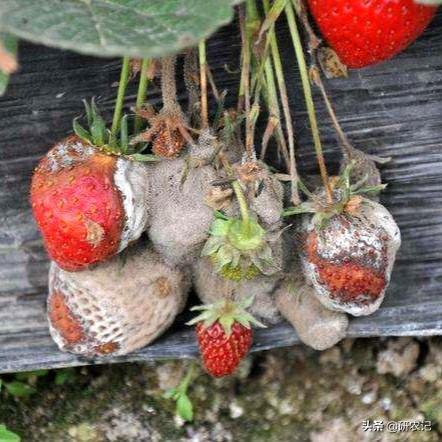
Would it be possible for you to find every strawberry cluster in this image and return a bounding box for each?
[28,0,437,386]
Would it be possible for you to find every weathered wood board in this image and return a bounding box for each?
[1,12,442,373]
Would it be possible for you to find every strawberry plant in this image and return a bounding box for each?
[2,0,437,423]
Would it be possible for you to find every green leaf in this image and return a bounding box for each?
[176,394,193,422]
[73,118,92,143]
[4,381,36,398]
[163,388,178,400]
[54,368,76,386]
[0,33,18,96]
[0,424,20,442]
[0,0,237,59]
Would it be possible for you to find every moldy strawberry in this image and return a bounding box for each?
[30,101,153,271]
[285,163,401,316]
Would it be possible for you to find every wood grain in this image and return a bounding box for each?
[0,12,442,373]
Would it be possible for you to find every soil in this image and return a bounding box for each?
[1,337,441,442]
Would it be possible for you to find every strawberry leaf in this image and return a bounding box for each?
[4,381,36,398]
[73,118,92,144]
[0,425,20,442]
[0,33,18,96]
[0,0,238,59]
[176,394,193,422]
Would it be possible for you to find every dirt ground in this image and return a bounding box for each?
[1,337,442,442]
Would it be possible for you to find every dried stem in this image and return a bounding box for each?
[285,2,333,203]
[310,67,353,158]
[134,59,151,133]
[263,0,300,204]
[240,3,254,156]
[198,40,209,129]
[161,55,178,109]
[220,154,250,227]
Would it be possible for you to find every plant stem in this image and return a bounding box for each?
[221,155,250,226]
[179,361,196,393]
[310,67,353,157]
[134,58,151,134]
[198,40,209,129]
[161,55,178,109]
[285,3,333,203]
[241,3,253,156]
[263,0,300,204]
[111,56,130,136]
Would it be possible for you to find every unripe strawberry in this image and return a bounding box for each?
[47,244,189,356]
[192,253,283,325]
[31,135,151,271]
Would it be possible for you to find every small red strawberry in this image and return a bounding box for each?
[307,0,438,68]
[187,299,265,377]
[30,102,153,271]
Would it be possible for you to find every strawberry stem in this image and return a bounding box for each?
[310,67,354,158]
[198,40,209,129]
[111,56,130,137]
[161,55,178,109]
[285,3,333,204]
[220,155,251,231]
[134,58,151,134]
[262,0,300,205]
[239,4,253,157]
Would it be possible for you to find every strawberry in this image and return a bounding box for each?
[47,244,189,356]
[307,0,437,68]
[187,299,264,377]
[284,163,401,316]
[30,102,153,271]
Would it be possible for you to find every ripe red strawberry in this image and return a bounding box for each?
[307,0,438,68]
[31,135,150,271]
[188,299,264,377]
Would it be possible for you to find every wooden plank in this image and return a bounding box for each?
[0,13,442,373]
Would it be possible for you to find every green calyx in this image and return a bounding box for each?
[282,161,387,228]
[187,297,266,336]
[73,99,159,163]
[202,211,277,280]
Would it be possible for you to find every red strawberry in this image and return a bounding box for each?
[188,299,264,377]
[307,0,438,68]
[31,135,150,271]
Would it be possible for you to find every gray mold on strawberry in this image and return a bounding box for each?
[192,257,282,324]
[148,157,217,266]
[275,274,348,351]
[47,243,190,357]
[301,197,401,316]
